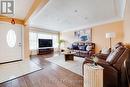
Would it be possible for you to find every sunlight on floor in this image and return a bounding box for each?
[0,60,42,83]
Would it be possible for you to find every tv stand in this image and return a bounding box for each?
[38,47,54,55]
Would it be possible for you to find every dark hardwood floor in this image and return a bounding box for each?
[0,54,83,87]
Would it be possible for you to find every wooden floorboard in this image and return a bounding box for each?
[0,54,83,87]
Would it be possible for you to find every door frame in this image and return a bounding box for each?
[21,25,24,60]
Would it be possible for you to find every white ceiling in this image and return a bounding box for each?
[29,0,126,31]
[0,0,35,20]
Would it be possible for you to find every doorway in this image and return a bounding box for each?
[0,22,23,63]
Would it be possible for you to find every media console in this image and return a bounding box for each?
[38,47,54,55]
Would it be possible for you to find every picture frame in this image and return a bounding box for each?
[74,28,92,41]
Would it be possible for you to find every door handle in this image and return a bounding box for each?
[18,43,22,47]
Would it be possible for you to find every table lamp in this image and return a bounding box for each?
[106,32,116,51]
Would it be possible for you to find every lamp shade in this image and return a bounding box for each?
[106,32,115,38]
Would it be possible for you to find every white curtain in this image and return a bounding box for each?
[52,35,58,48]
[29,32,38,50]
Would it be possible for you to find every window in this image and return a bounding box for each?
[29,32,59,50]
[52,35,58,48]
[29,32,38,50]
[6,29,16,48]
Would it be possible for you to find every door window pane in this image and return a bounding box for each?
[6,29,16,48]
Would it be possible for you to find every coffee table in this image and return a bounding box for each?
[64,53,74,61]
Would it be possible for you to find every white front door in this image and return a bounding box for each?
[0,22,22,63]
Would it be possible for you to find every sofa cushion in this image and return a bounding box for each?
[78,45,86,51]
[85,42,92,45]
[79,42,85,45]
[80,50,88,53]
[73,42,79,45]
[72,45,79,50]
[106,47,125,64]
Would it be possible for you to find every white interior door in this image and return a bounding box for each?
[0,22,22,63]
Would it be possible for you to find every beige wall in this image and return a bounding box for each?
[60,30,89,49]
[124,0,130,46]
[92,21,124,52]
[60,31,77,49]
[61,21,124,53]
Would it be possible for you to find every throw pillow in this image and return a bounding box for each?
[101,48,110,54]
[86,45,92,51]
[72,45,79,50]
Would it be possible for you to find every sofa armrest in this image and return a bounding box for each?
[84,58,118,73]
[82,58,117,73]
[94,53,109,60]
[88,50,95,56]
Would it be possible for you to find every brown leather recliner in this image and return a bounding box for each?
[83,44,129,87]
[94,42,124,60]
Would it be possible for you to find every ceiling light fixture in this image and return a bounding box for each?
[84,17,88,20]
[74,10,78,12]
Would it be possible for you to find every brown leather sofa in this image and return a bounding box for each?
[70,42,95,57]
[95,42,124,60]
[83,42,130,87]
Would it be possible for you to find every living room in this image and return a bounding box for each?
[0,0,130,87]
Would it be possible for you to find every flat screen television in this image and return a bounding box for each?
[39,39,53,48]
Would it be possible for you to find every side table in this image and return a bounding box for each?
[64,53,74,61]
[84,63,104,87]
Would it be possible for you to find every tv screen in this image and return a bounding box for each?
[39,39,53,48]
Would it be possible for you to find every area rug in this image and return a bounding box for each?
[0,61,42,83]
[45,55,84,76]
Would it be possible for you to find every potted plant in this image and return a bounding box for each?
[58,39,65,52]
[92,56,99,66]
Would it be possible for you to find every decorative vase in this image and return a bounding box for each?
[93,62,97,66]
[92,56,98,66]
